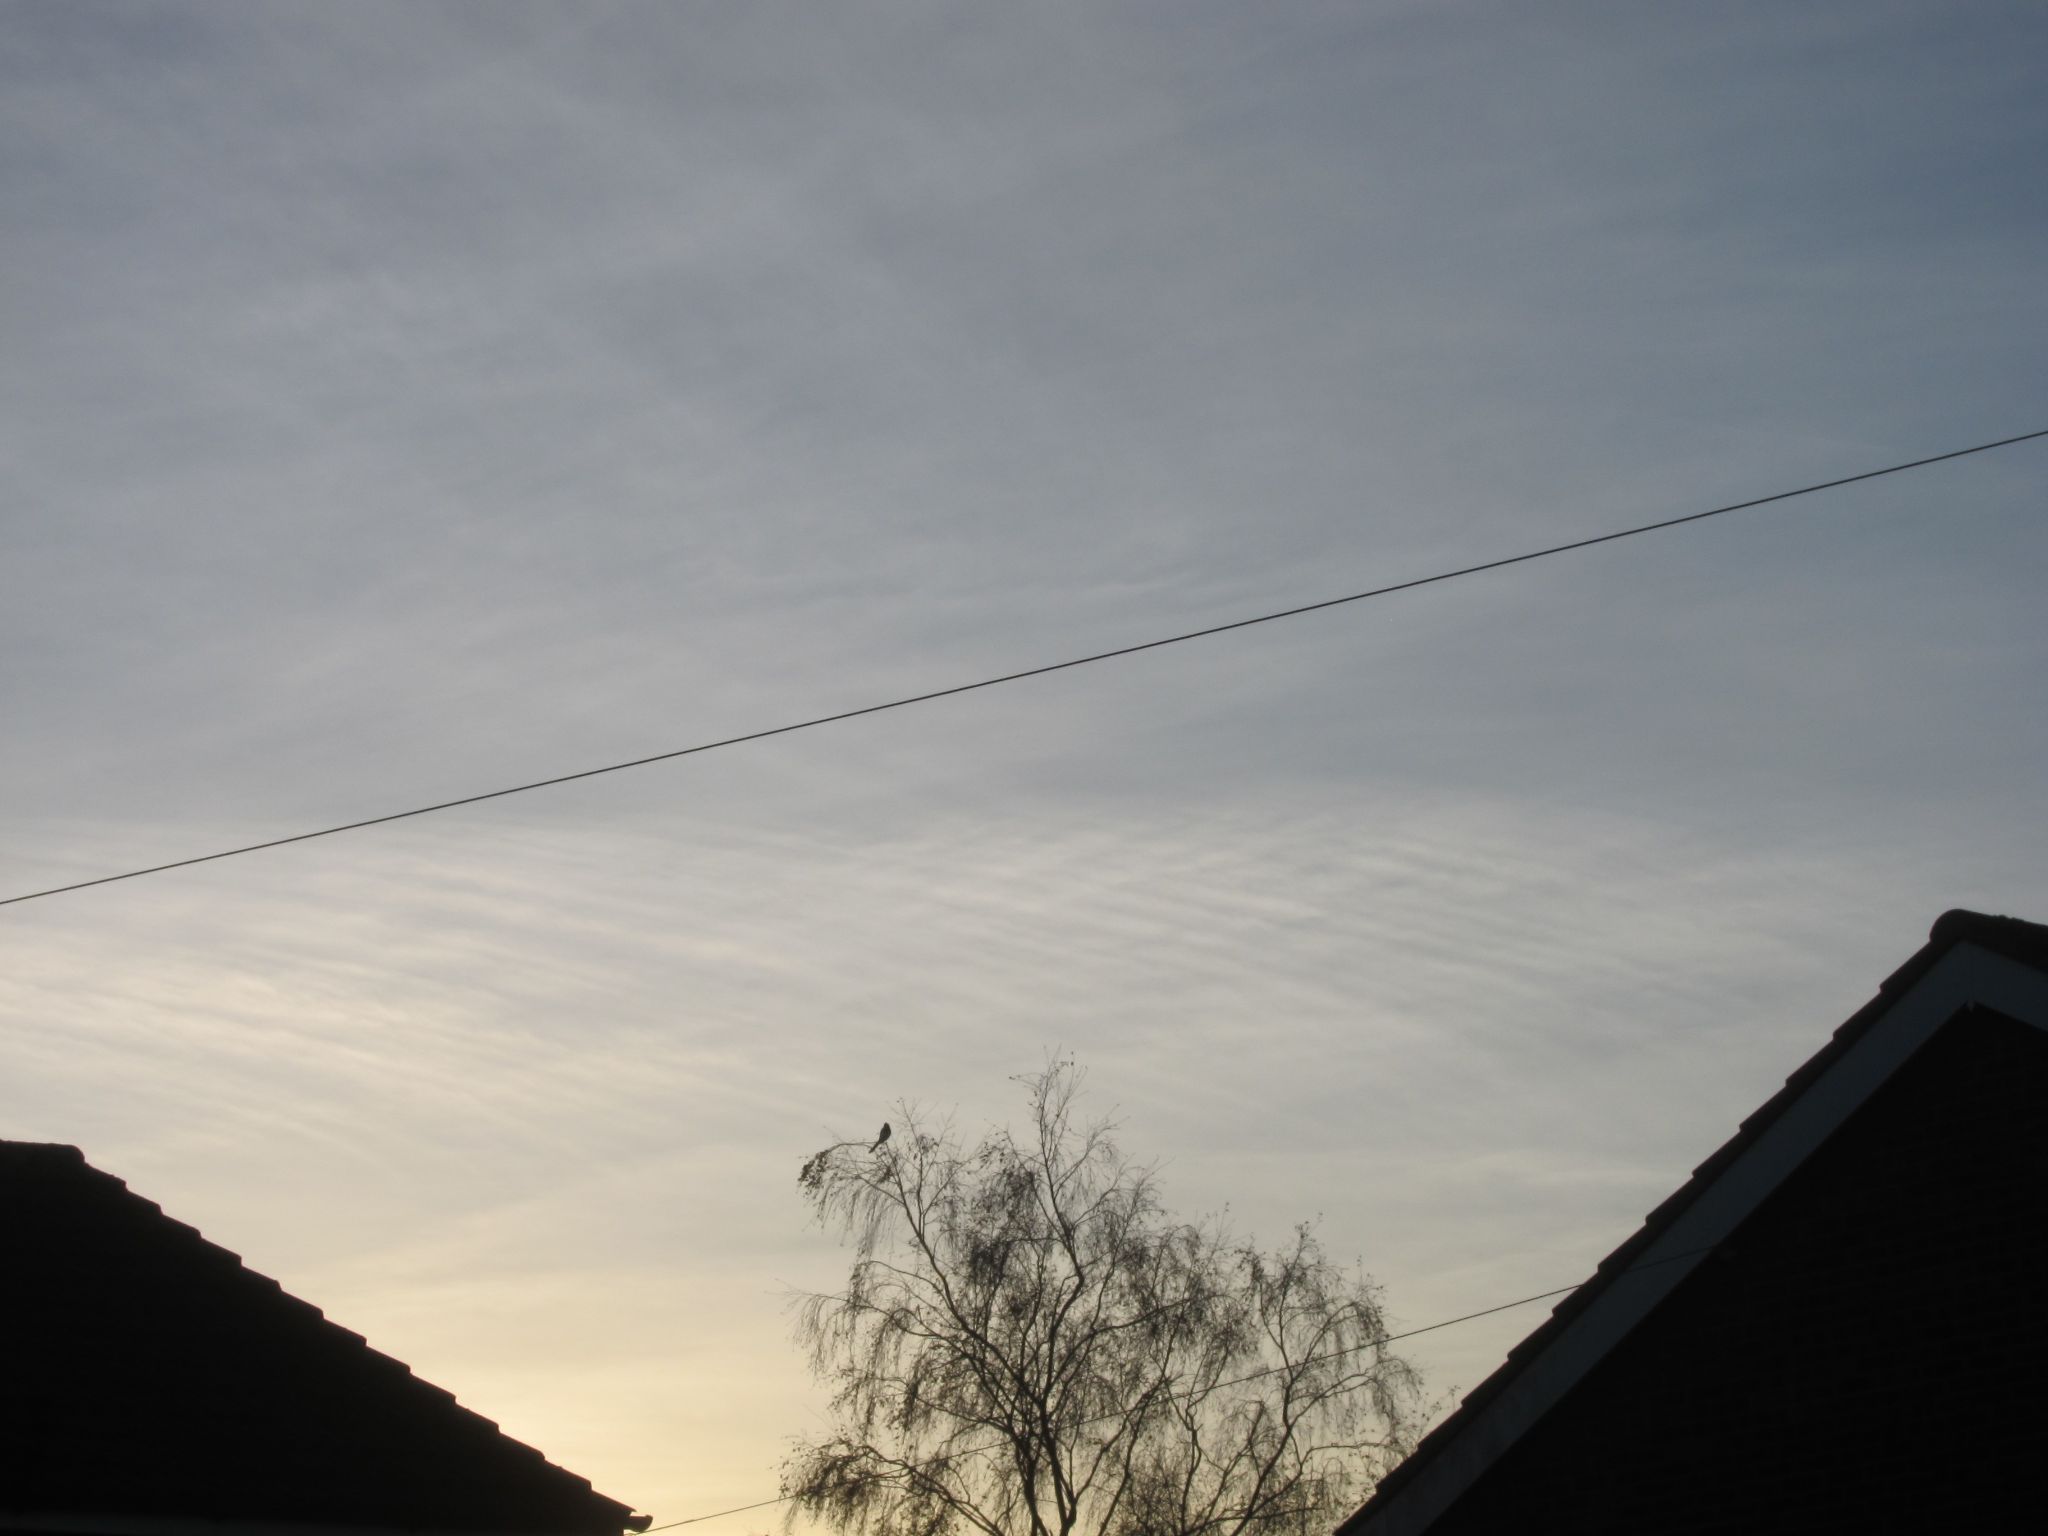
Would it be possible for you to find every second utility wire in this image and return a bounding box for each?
[640,1243,1719,1530]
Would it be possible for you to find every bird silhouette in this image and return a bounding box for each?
[871,1122,892,1152]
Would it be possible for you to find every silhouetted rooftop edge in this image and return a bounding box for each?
[1336,906,2048,1535]
[0,1141,652,1536]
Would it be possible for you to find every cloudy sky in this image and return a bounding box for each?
[4,0,2045,1524]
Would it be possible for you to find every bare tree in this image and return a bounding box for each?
[786,1063,1421,1536]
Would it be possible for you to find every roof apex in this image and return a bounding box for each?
[1339,907,2048,1536]
[1928,906,2048,962]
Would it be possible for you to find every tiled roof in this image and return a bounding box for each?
[0,1142,649,1535]
[1336,906,2048,1536]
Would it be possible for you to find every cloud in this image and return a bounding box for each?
[5,1,2047,1523]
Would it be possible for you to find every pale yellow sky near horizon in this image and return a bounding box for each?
[11,799,2017,1525]
[7,1,2046,1525]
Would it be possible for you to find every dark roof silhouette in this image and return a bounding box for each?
[1337,907,2048,1536]
[0,1140,649,1535]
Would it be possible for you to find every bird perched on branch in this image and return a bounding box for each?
[871,1122,892,1153]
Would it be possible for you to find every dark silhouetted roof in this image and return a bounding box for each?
[1338,907,2048,1536]
[0,1141,649,1535]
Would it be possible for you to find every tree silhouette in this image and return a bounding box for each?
[787,1062,1420,1536]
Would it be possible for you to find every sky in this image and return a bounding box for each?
[3,0,2045,1525]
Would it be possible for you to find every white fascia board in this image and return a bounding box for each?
[1354,940,2048,1536]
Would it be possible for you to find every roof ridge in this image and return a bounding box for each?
[0,1138,87,1158]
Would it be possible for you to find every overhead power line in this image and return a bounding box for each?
[640,1245,1717,1531]
[6,427,2043,911]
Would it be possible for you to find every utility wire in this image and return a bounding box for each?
[641,1245,1717,1530]
[7,428,2044,911]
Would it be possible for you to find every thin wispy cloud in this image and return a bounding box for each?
[5,1,2045,1523]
